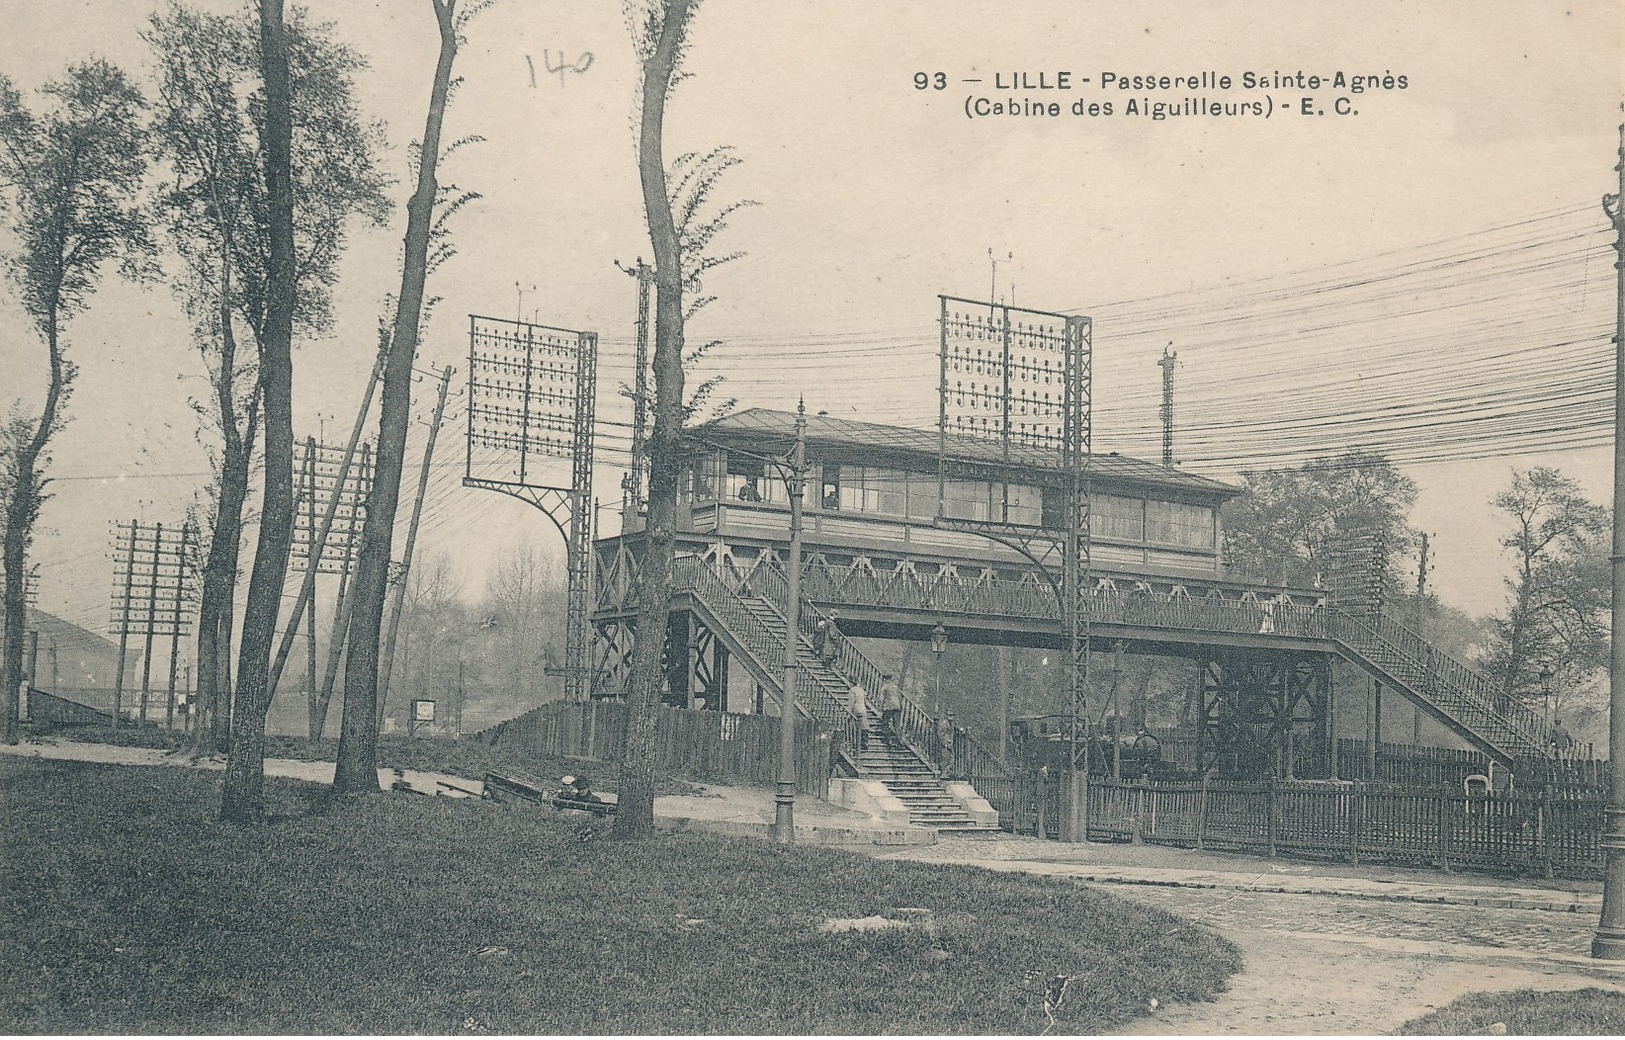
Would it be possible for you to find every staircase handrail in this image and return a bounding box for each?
[674,556,860,749]
[753,561,1011,781]
[747,562,927,759]
[1328,608,1546,755]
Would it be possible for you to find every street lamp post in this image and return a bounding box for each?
[774,401,808,845]
[1594,120,1625,960]
[1540,663,1554,752]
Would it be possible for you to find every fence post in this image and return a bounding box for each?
[1132,784,1145,846]
[1540,786,1554,880]
[1197,776,1209,851]
[1267,777,1278,858]
[1349,780,1362,866]
[1437,790,1452,873]
[1036,769,1049,840]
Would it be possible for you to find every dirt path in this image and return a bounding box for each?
[1117,926,1618,1035]
[881,836,1625,1034]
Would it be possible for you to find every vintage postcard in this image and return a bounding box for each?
[1,1,1622,1035]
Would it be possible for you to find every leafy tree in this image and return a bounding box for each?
[1482,467,1610,713]
[1221,450,1419,593]
[221,1,389,820]
[333,0,484,796]
[147,4,261,751]
[616,0,761,839]
[148,4,389,759]
[0,61,151,745]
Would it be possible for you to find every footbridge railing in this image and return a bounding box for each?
[673,557,862,751]
[788,554,1547,765]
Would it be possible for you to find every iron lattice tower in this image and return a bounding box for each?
[935,295,1093,768]
[464,315,599,702]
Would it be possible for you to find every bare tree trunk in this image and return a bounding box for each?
[194,288,256,754]
[195,457,251,751]
[332,0,459,794]
[613,0,696,840]
[223,0,298,822]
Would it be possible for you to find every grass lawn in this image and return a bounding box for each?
[1402,987,1625,1035]
[0,757,1237,1034]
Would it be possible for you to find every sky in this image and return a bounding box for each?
[1,0,1621,641]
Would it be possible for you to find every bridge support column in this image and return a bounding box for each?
[689,621,728,711]
[1199,652,1332,780]
[1059,769,1089,843]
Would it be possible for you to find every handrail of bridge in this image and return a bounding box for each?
[752,562,1011,781]
[790,554,1546,761]
[798,557,1338,640]
[1328,609,1547,757]
[673,556,861,751]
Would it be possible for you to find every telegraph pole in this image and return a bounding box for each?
[1159,345,1178,469]
[315,442,371,737]
[1596,121,1625,961]
[111,520,135,726]
[164,522,192,728]
[1413,532,1430,745]
[138,522,162,724]
[378,365,455,727]
[775,399,808,845]
[303,439,319,731]
[268,350,384,697]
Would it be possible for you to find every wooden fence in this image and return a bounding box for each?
[480,700,833,797]
[1335,737,1488,788]
[992,774,1606,879]
[1335,737,1610,794]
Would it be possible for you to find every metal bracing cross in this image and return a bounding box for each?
[464,315,598,703]
[1199,654,1332,779]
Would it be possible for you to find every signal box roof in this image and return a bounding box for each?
[688,407,1238,502]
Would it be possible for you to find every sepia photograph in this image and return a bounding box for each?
[1,0,1623,1034]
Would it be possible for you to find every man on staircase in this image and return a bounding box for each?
[849,680,872,751]
[879,673,903,744]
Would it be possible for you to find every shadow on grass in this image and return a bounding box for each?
[0,757,1239,1035]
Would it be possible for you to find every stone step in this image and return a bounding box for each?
[906,814,972,824]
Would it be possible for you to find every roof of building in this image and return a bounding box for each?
[27,609,121,651]
[689,407,1238,500]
